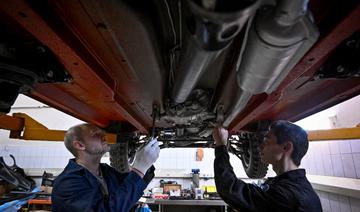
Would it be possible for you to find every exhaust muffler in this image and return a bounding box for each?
[172,0,260,103]
[224,0,319,127]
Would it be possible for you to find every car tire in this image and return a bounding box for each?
[109,142,131,173]
[240,133,268,178]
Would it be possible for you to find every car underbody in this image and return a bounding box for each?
[0,0,359,178]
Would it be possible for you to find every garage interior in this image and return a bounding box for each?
[0,0,359,211]
[0,94,359,211]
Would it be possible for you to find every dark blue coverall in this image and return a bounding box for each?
[214,145,322,212]
[52,159,154,212]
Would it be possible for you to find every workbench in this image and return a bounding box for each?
[141,199,228,212]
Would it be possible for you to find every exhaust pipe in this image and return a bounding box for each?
[172,0,260,103]
[223,89,252,127]
[224,0,319,127]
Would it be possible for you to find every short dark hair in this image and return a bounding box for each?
[270,120,308,166]
[64,124,87,157]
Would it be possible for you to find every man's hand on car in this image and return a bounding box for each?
[132,138,160,177]
[213,127,229,147]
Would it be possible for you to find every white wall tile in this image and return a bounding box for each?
[341,154,357,178]
[16,157,25,167]
[323,154,334,176]
[43,156,49,168]
[305,144,318,175]
[35,156,41,168]
[43,159,49,168]
[350,197,360,212]
[40,157,46,168]
[46,147,51,157]
[2,146,10,155]
[331,154,345,177]
[312,142,323,152]
[339,141,352,154]
[329,193,341,212]
[29,147,36,156]
[338,195,351,212]
[350,140,360,153]
[56,157,69,167]
[353,153,360,179]
[318,191,331,212]
[300,154,309,169]
[307,153,318,175]
[61,157,69,167]
[54,147,63,157]
[329,141,340,155]
[315,150,325,175]
[307,142,316,157]
[322,142,331,155]
[31,158,37,168]
[19,148,26,158]
[23,157,30,168]
[23,148,30,157]
[11,149,19,157]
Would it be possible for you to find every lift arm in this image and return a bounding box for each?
[0,113,116,143]
[308,124,360,141]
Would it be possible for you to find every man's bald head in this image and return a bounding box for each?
[64,123,90,157]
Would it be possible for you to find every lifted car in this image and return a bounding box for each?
[0,0,359,178]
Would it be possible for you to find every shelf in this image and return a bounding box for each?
[307,174,360,198]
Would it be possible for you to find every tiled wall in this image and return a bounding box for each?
[0,142,72,169]
[1,139,359,179]
[300,139,360,212]
[318,191,360,212]
[1,139,360,212]
[0,140,111,169]
[301,139,360,178]
[0,142,246,188]
[153,147,248,177]
[148,147,249,190]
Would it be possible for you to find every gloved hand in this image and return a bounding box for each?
[132,138,160,175]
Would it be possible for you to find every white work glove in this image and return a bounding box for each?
[132,138,160,175]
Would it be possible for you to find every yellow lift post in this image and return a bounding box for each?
[0,113,360,142]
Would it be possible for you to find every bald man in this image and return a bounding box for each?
[52,124,160,212]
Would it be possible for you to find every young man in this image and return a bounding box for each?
[52,123,160,212]
[213,120,322,211]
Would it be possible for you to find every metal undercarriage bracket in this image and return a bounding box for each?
[0,43,71,114]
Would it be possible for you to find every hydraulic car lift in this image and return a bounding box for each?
[0,113,359,142]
